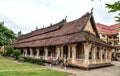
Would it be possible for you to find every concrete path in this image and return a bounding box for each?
[45,61,120,76]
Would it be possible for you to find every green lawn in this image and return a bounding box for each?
[0,57,69,76]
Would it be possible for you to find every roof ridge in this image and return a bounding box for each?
[17,12,93,41]
[18,19,66,40]
[81,12,91,19]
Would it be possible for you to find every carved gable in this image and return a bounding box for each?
[84,20,96,35]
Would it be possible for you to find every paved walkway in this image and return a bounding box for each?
[45,61,120,76]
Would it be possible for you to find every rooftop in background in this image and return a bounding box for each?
[96,23,120,35]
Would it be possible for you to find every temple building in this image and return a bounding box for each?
[13,12,113,69]
[97,23,120,60]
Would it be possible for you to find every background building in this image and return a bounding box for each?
[96,23,120,60]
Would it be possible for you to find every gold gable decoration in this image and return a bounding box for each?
[84,32,89,41]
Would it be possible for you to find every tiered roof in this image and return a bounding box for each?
[13,12,108,48]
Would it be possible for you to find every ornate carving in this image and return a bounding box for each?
[84,32,89,41]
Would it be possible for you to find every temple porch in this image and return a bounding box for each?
[20,42,113,68]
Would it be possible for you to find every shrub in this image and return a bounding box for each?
[23,56,46,65]
[0,51,4,56]
[0,51,4,55]
[13,49,21,60]
[24,56,32,62]
[6,48,14,56]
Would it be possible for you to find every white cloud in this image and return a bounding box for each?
[0,0,118,34]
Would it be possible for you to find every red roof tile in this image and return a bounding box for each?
[96,23,119,35]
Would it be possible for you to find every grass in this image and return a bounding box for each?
[0,56,69,76]
[0,57,41,70]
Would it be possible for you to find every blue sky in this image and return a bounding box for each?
[0,0,118,34]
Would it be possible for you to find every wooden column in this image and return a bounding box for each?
[23,49,25,56]
[108,49,114,62]
[23,48,27,56]
[108,51,111,62]
[68,45,71,59]
[83,42,92,66]
[56,46,60,59]
[92,45,97,64]
[36,48,39,58]
[44,47,48,60]
[26,49,28,56]
[102,47,105,63]
[71,44,77,63]
[105,48,108,62]
[30,48,33,57]
[99,47,103,63]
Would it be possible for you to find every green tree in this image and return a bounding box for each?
[92,0,120,22]
[0,22,15,46]
[13,49,20,60]
[6,47,14,56]
[105,1,120,22]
